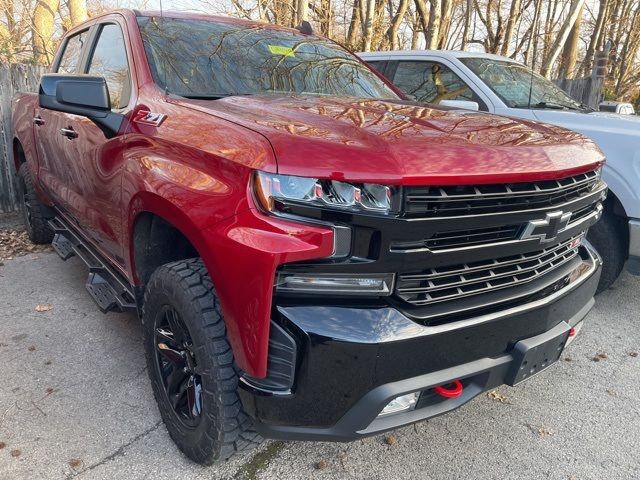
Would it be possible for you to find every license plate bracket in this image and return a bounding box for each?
[506,321,571,386]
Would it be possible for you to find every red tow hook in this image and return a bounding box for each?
[433,379,464,399]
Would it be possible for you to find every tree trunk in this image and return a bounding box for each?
[425,0,441,49]
[559,2,583,79]
[386,0,410,49]
[319,0,332,36]
[461,0,472,49]
[68,0,87,26]
[296,0,309,24]
[346,0,362,47]
[411,9,420,48]
[437,0,452,48]
[525,0,542,68]
[414,0,430,45]
[363,0,376,50]
[32,0,60,65]
[581,0,609,77]
[540,0,586,78]
[500,0,521,56]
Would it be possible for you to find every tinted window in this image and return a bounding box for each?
[56,30,88,74]
[365,60,385,72]
[137,17,398,100]
[87,24,131,109]
[393,61,478,106]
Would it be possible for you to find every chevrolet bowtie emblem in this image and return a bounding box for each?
[521,211,572,243]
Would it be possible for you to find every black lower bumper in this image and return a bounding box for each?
[239,245,601,442]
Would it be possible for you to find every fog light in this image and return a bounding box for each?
[378,392,419,417]
[275,273,394,296]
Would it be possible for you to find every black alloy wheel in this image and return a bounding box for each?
[154,306,203,427]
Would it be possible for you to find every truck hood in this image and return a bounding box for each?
[532,109,640,137]
[178,96,604,185]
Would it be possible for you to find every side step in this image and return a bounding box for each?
[48,217,137,314]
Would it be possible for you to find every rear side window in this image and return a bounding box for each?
[87,24,131,109]
[56,30,88,74]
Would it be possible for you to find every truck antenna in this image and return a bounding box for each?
[527,61,534,109]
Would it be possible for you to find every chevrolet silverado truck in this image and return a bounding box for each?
[359,50,639,292]
[12,10,606,465]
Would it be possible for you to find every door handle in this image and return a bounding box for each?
[60,127,78,139]
[33,116,45,126]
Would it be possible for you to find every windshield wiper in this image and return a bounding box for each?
[532,101,581,111]
[177,93,236,100]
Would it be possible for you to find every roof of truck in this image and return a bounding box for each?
[73,8,307,35]
[358,50,523,64]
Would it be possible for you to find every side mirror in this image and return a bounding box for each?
[439,99,480,111]
[39,74,124,137]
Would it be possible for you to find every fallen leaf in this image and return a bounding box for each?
[384,434,397,445]
[69,458,83,469]
[35,304,53,313]
[315,459,329,470]
[0,228,52,262]
[487,390,509,403]
[630,352,638,358]
[597,352,608,359]
[44,360,52,365]
[27,346,36,352]
[591,356,601,362]
[564,357,573,362]
[45,387,55,394]
[10,449,21,457]
[606,389,618,396]
[538,426,553,437]
[0,442,5,449]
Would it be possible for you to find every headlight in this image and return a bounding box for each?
[253,171,399,215]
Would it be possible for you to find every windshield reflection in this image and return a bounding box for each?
[460,58,585,111]
[137,17,399,101]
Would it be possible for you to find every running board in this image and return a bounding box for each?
[48,217,137,314]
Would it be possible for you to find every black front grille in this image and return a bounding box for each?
[404,170,600,217]
[395,236,581,306]
[391,224,521,252]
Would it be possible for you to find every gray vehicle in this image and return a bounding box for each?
[360,50,640,292]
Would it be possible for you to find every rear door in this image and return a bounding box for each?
[35,28,91,209]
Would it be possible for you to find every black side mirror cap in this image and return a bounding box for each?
[39,74,124,137]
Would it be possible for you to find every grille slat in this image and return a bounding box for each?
[395,236,581,306]
[405,170,600,217]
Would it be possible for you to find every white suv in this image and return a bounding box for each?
[359,50,640,292]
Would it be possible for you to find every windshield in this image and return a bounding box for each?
[460,57,585,110]
[137,17,399,100]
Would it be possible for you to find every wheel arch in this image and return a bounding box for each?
[127,192,212,288]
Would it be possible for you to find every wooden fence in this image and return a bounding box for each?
[0,63,46,213]
[554,76,604,109]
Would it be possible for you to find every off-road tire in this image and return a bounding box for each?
[142,258,262,465]
[587,211,628,294]
[17,164,53,244]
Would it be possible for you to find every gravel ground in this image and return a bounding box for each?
[0,249,638,480]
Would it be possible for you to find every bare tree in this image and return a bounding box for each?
[33,0,60,64]
[541,0,587,77]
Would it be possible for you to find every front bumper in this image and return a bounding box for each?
[628,219,640,275]
[239,244,601,441]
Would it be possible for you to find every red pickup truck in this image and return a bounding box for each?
[12,10,606,465]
